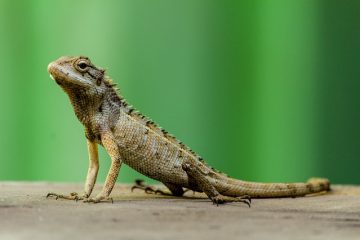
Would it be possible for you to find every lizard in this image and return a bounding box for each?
[46,56,330,206]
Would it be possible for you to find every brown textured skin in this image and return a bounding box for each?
[47,56,330,204]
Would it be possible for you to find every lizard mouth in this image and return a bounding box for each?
[48,61,65,85]
[48,71,62,86]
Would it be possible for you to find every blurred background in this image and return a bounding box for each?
[0,0,359,184]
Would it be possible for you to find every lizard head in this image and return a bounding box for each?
[48,56,121,124]
[48,56,108,94]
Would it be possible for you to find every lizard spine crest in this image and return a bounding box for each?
[105,76,227,176]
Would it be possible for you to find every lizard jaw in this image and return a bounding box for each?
[48,60,92,87]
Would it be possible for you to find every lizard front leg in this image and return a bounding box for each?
[82,139,100,198]
[84,132,122,203]
[47,139,99,201]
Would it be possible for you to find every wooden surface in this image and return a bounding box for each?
[0,182,359,240]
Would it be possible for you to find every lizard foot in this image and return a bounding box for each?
[83,195,113,204]
[131,179,170,196]
[46,192,87,201]
[210,195,251,207]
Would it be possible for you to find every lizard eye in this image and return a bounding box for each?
[74,59,89,72]
[78,62,87,69]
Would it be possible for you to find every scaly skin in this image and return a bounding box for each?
[46,56,330,205]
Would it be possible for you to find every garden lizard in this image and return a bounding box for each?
[46,56,330,206]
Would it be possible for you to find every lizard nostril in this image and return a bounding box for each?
[47,62,55,73]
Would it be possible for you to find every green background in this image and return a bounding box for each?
[0,0,359,184]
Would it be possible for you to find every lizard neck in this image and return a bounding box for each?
[67,89,102,126]
[66,86,123,130]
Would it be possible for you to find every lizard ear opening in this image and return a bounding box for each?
[96,68,105,86]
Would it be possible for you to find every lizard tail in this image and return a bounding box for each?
[215,176,330,198]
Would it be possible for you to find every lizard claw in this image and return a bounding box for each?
[46,192,86,201]
[131,179,146,192]
[145,186,167,195]
[210,196,225,206]
[238,198,251,208]
[210,195,252,207]
[131,179,159,194]
[83,196,113,204]
[131,179,171,196]
[70,192,85,201]
[46,192,59,199]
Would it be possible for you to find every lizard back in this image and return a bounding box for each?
[112,97,218,188]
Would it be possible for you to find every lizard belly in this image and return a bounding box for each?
[113,116,188,185]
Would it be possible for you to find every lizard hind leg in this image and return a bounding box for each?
[131,179,185,196]
[131,179,171,196]
[181,161,251,207]
[163,182,185,196]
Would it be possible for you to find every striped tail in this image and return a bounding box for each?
[215,176,330,198]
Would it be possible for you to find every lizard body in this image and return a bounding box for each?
[47,56,330,205]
